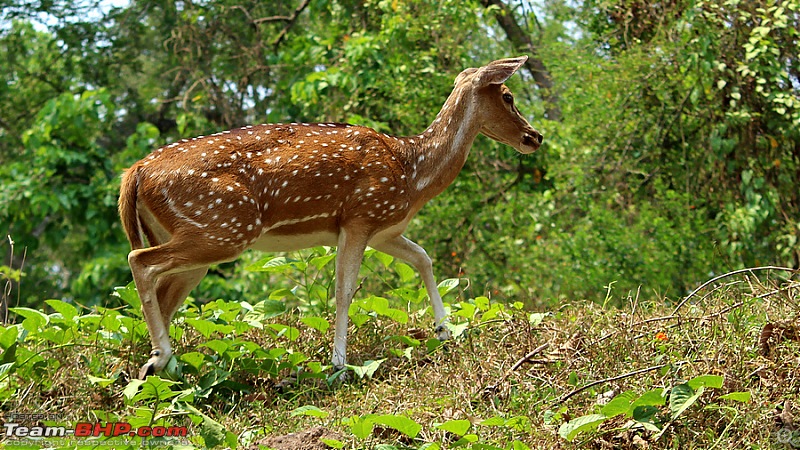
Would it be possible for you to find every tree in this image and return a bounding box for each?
[2,0,796,309]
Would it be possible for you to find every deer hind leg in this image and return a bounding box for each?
[155,268,208,327]
[332,227,371,370]
[128,241,237,379]
[372,235,451,340]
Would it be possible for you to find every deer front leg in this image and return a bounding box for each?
[332,228,370,370]
[372,235,451,341]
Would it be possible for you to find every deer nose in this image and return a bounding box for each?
[523,130,543,148]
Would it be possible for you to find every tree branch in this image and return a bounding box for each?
[272,0,311,49]
[480,0,561,121]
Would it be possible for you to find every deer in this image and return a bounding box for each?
[119,56,543,380]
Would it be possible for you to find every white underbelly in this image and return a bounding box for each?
[248,230,339,253]
[246,219,412,254]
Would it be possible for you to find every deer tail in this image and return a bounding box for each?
[119,166,145,250]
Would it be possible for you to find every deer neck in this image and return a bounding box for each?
[396,86,482,202]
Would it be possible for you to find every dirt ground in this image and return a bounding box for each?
[248,426,344,450]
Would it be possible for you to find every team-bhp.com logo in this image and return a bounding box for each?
[4,421,188,445]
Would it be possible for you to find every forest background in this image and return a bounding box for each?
[1,0,798,310]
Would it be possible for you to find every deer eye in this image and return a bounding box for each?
[502,93,514,104]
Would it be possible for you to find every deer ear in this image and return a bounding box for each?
[454,67,479,86]
[473,56,528,87]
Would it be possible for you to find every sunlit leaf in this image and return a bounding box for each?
[347,359,385,379]
[87,375,116,387]
[291,405,330,418]
[687,374,723,390]
[45,300,77,321]
[600,390,637,417]
[300,316,330,333]
[558,414,606,441]
[372,414,421,438]
[435,419,471,436]
[719,391,751,403]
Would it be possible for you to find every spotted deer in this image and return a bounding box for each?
[119,56,542,379]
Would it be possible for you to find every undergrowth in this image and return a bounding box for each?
[0,248,798,449]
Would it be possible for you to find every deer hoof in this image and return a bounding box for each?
[138,349,171,379]
[138,361,156,380]
[435,323,452,341]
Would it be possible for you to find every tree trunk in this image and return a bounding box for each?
[480,0,561,121]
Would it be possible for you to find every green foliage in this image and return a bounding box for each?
[1,247,797,448]
[556,374,750,442]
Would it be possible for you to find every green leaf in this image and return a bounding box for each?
[391,334,421,347]
[268,324,300,341]
[362,296,409,324]
[452,434,479,446]
[100,313,121,332]
[185,318,234,338]
[435,419,471,436]
[479,416,506,427]
[395,262,415,282]
[350,312,371,328]
[9,307,48,332]
[719,391,751,402]
[0,362,15,378]
[291,405,330,419]
[447,321,469,339]
[0,327,19,349]
[87,375,116,388]
[349,416,373,439]
[453,302,476,319]
[201,339,230,356]
[437,278,460,296]
[670,384,704,420]
[122,379,146,401]
[269,288,297,301]
[631,405,660,424]
[347,359,385,379]
[247,299,288,321]
[471,444,504,450]
[418,443,441,450]
[372,414,421,438]
[426,338,445,353]
[113,282,141,310]
[372,251,394,268]
[300,316,330,333]
[128,376,181,403]
[45,300,77,321]
[200,413,229,448]
[558,414,607,441]
[631,388,667,408]
[309,253,336,270]
[600,390,637,417]
[180,352,207,371]
[528,312,547,327]
[320,438,344,449]
[246,255,306,273]
[687,374,724,390]
[505,416,531,432]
